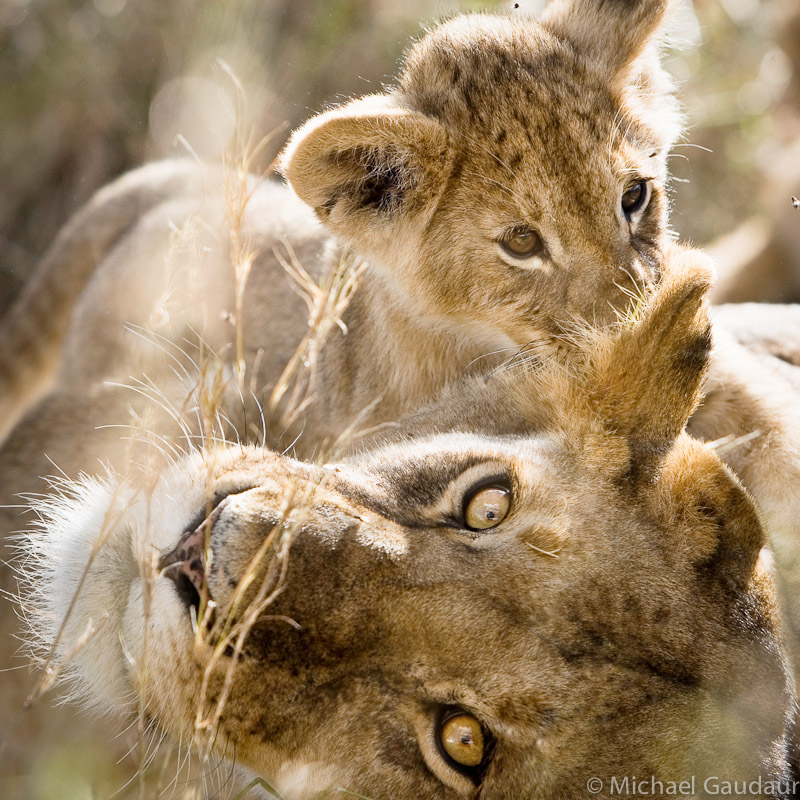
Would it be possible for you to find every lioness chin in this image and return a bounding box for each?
[20,247,798,799]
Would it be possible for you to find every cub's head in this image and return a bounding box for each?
[21,246,797,797]
[282,0,680,352]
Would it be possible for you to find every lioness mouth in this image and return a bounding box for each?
[159,503,224,615]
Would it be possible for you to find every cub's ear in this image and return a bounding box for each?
[541,0,679,150]
[588,245,714,477]
[541,0,669,79]
[280,95,453,246]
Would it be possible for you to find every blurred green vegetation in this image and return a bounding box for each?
[1,0,797,315]
[668,0,799,246]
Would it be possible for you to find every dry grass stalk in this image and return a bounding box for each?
[270,241,366,429]
[16,57,373,795]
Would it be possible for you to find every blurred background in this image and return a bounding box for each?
[1,0,799,314]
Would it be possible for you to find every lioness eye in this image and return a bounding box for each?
[463,483,511,530]
[499,225,543,259]
[439,710,485,770]
[621,179,649,218]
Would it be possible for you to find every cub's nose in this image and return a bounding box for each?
[630,247,663,287]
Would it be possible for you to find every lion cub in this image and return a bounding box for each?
[1,0,678,451]
[279,0,679,429]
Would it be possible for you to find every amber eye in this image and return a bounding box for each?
[462,479,511,531]
[438,709,486,772]
[621,179,649,218]
[499,225,543,259]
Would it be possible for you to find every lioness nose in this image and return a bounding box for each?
[187,482,383,619]
[160,503,224,613]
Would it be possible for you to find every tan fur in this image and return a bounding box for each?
[2,1,800,792]
[18,246,797,797]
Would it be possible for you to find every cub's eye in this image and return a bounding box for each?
[462,478,512,531]
[499,225,543,259]
[437,708,491,779]
[621,179,649,218]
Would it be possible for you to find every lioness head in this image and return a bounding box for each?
[22,246,796,797]
[281,0,680,352]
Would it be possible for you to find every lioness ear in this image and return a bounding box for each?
[540,0,670,79]
[652,437,766,589]
[589,246,714,477]
[280,95,453,246]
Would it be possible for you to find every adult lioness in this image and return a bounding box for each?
[20,246,798,798]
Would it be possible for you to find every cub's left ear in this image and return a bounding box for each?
[280,95,453,246]
[540,0,670,79]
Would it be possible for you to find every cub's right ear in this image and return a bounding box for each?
[280,95,453,247]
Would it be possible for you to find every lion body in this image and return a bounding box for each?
[18,249,799,798]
